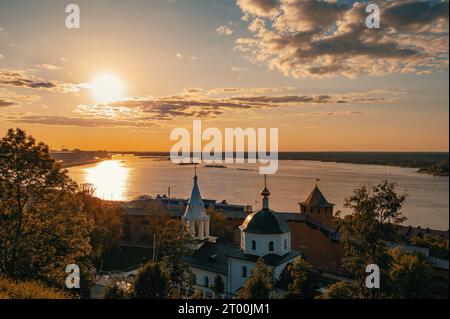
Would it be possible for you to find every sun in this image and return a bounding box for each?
[90,73,125,104]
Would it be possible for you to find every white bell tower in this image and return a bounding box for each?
[182,166,211,241]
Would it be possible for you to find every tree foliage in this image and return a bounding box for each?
[134,262,169,299]
[0,128,93,288]
[212,274,225,297]
[0,276,71,299]
[238,258,274,299]
[286,259,321,299]
[78,184,124,261]
[336,180,406,298]
[388,247,434,299]
[319,281,357,299]
[207,209,234,243]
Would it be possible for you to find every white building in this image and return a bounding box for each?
[183,172,301,298]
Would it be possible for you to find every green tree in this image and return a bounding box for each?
[319,281,357,299]
[0,276,71,299]
[207,209,234,243]
[212,275,225,298]
[0,128,93,288]
[337,180,406,298]
[238,258,274,299]
[286,259,321,299]
[134,262,169,299]
[140,201,193,297]
[78,184,124,261]
[389,247,434,299]
[104,283,130,299]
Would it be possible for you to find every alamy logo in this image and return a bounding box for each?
[65,264,80,289]
[365,264,380,289]
[170,120,278,174]
[65,4,80,29]
[365,3,380,29]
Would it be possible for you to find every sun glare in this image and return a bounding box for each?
[90,73,125,104]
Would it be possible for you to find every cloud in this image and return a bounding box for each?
[3,87,404,127]
[237,0,279,17]
[176,53,184,59]
[0,99,17,108]
[66,88,404,126]
[0,69,80,93]
[0,89,42,108]
[235,0,449,78]
[216,25,234,36]
[231,66,250,72]
[0,54,4,59]
[35,64,65,71]
[1,114,154,128]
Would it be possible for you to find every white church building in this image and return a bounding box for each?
[182,171,301,298]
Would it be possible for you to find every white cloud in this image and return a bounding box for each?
[35,64,65,71]
[216,25,234,36]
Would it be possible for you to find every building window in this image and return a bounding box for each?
[242,266,247,278]
[251,240,256,250]
[269,241,274,252]
[284,239,288,249]
[204,276,209,287]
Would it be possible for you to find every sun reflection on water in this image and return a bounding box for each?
[84,160,130,201]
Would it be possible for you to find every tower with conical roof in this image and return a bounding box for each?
[299,181,335,227]
[182,167,210,240]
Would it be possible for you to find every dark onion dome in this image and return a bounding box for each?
[260,186,270,197]
[241,209,290,234]
[300,186,334,207]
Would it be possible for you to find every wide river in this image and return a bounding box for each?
[68,155,449,230]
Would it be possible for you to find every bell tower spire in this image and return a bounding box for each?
[182,166,210,240]
[260,174,271,210]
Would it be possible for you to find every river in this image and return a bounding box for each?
[67,155,449,230]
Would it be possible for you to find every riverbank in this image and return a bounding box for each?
[50,150,111,168]
[113,151,449,176]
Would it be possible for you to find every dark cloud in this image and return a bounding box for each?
[71,90,404,126]
[235,0,449,78]
[3,114,153,128]
[0,69,80,93]
[3,88,404,127]
[383,0,449,32]
[0,99,17,108]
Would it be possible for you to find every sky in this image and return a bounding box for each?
[0,0,448,151]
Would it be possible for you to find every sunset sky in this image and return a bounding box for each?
[0,0,448,151]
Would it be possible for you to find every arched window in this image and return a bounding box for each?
[251,240,256,250]
[269,241,274,252]
[204,276,209,287]
[284,238,288,249]
[242,266,247,278]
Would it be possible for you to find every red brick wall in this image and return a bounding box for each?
[288,220,343,273]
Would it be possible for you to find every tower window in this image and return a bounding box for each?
[242,266,247,278]
[251,240,256,250]
[204,276,209,287]
[269,241,274,252]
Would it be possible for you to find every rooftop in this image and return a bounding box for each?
[300,186,334,207]
[183,242,241,274]
[226,249,301,267]
[241,209,291,234]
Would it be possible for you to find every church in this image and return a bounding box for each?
[182,171,301,298]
